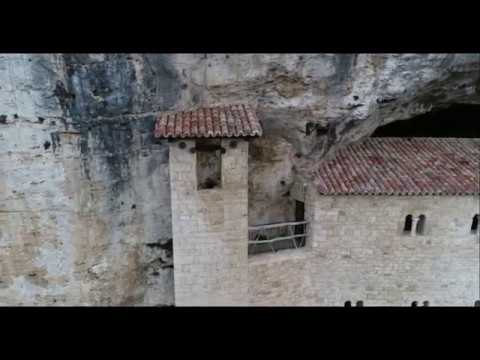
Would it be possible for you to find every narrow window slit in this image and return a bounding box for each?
[471,214,479,234]
[403,215,413,234]
[416,214,426,235]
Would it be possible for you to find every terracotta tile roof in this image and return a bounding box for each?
[154,104,262,139]
[313,137,480,196]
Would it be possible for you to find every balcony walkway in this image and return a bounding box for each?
[248,220,308,255]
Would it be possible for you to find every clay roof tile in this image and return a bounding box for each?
[154,104,262,139]
[314,137,480,196]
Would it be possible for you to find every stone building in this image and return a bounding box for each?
[251,137,480,306]
[156,105,479,306]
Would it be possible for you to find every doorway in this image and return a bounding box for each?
[294,200,306,247]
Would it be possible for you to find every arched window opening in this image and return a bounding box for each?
[416,215,426,235]
[344,301,352,307]
[403,215,413,234]
[471,214,479,234]
[422,301,429,307]
[411,301,418,307]
[356,300,364,307]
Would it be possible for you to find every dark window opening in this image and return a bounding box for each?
[372,104,480,138]
[196,139,222,190]
[411,301,418,307]
[356,300,364,307]
[344,301,352,307]
[422,301,429,307]
[403,215,413,234]
[306,122,329,136]
[471,214,479,234]
[474,300,480,307]
[305,122,315,136]
[416,215,426,235]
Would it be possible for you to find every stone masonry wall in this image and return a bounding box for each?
[170,139,249,306]
[248,194,479,306]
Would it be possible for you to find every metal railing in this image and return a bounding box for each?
[248,221,308,255]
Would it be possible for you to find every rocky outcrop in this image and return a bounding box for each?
[1,54,479,305]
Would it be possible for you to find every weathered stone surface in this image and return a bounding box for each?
[1,54,176,305]
[1,54,479,305]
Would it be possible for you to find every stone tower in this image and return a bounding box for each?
[154,104,263,306]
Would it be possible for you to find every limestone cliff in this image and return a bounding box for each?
[0,54,479,305]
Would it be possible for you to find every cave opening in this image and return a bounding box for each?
[372,104,480,138]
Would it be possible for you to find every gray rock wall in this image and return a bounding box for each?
[1,54,479,305]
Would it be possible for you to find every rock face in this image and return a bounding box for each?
[0,54,479,305]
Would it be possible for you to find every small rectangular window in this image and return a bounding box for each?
[416,214,426,235]
[472,214,479,234]
[403,215,413,234]
[196,139,222,190]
